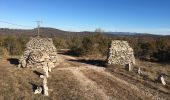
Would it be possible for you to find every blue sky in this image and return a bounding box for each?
[0,0,170,35]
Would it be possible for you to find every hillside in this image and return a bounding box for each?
[1,27,169,38]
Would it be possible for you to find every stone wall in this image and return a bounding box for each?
[107,40,135,66]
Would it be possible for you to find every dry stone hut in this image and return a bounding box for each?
[18,37,58,69]
[107,40,135,68]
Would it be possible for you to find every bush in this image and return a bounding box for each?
[70,33,109,57]
[3,36,26,55]
[53,37,69,49]
[136,42,154,60]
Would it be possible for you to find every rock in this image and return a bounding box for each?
[160,76,166,85]
[21,60,27,68]
[34,86,43,94]
[42,62,49,77]
[40,75,45,78]
[138,67,141,75]
[18,56,27,68]
[158,75,166,85]
[107,40,135,68]
[43,77,49,96]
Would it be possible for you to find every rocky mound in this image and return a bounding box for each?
[107,40,135,66]
[18,37,58,68]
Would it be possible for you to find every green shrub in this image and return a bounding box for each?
[3,36,26,55]
[70,33,109,57]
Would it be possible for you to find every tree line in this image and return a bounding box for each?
[0,33,170,62]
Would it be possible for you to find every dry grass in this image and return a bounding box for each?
[0,54,169,100]
[81,68,152,100]
[106,59,170,99]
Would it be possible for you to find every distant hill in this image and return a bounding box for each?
[0,27,93,37]
[0,27,69,37]
[105,32,149,36]
[0,27,169,38]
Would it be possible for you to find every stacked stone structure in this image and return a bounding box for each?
[18,37,58,96]
[107,40,135,67]
[18,37,58,69]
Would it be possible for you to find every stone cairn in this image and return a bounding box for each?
[107,40,135,71]
[18,37,58,69]
[18,37,59,96]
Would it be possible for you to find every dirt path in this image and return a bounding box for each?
[50,54,153,100]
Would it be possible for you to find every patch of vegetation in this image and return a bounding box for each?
[0,32,170,63]
[69,33,110,57]
[0,35,28,55]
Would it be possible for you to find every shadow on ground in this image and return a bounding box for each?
[29,82,43,94]
[58,50,80,57]
[7,58,19,65]
[33,70,44,76]
[68,59,106,67]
